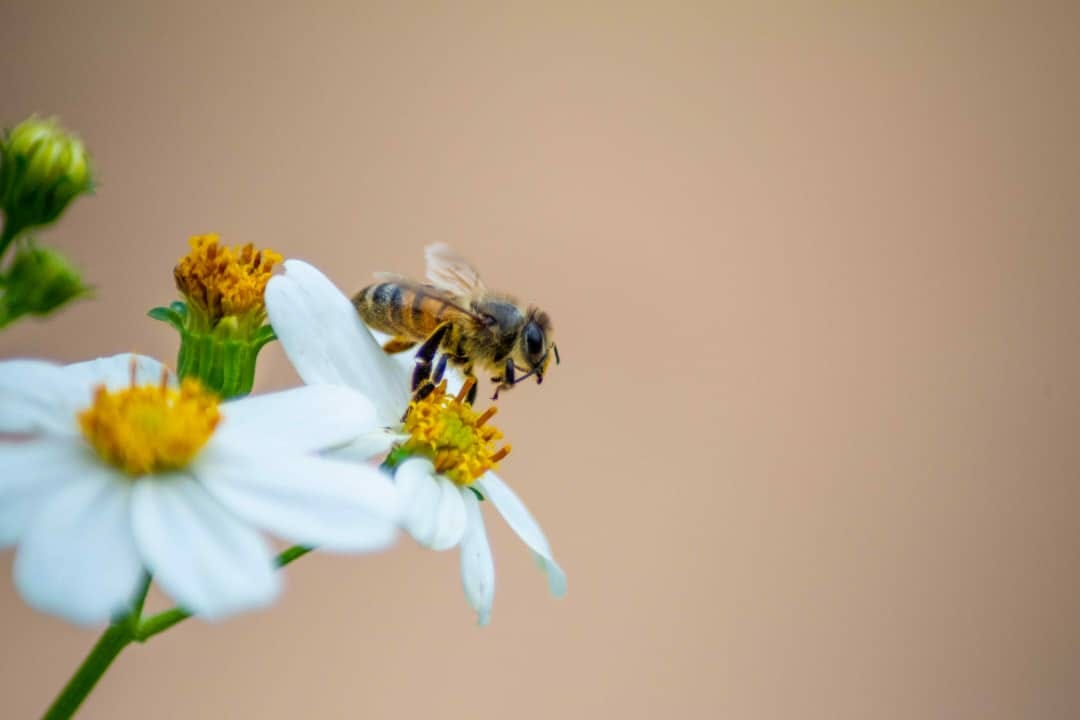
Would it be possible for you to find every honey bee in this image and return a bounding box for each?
[352,243,559,404]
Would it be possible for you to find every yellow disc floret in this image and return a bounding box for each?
[173,233,282,324]
[400,378,510,486]
[78,371,221,476]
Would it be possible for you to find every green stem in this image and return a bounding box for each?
[41,622,131,720]
[132,606,188,642]
[41,576,151,720]
[131,574,152,618]
[45,548,310,717]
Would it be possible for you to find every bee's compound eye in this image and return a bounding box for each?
[524,323,544,358]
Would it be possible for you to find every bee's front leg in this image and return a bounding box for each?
[490,358,515,401]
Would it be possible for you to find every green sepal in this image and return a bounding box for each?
[384,445,412,470]
[147,304,185,331]
[251,324,277,351]
[153,294,276,398]
[175,328,269,399]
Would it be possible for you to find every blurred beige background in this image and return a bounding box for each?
[1,2,1078,718]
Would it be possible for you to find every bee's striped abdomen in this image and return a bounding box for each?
[354,282,401,335]
[353,281,462,341]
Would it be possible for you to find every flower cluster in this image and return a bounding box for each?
[1,112,564,716]
[2,245,563,627]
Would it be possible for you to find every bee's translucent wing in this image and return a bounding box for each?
[425,243,486,296]
[372,271,413,283]
[369,271,485,322]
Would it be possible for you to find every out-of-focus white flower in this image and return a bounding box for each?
[0,353,398,625]
[266,260,564,625]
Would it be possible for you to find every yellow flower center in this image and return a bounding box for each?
[400,378,510,486]
[173,233,282,324]
[78,369,221,476]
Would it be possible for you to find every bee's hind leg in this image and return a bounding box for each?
[431,354,448,384]
[412,354,449,406]
[411,322,452,402]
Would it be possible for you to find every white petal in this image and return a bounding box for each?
[0,360,84,435]
[131,476,279,619]
[265,260,410,425]
[0,355,174,436]
[194,445,398,552]
[395,458,466,550]
[63,353,173,391]
[214,384,378,453]
[14,471,144,626]
[0,438,93,545]
[460,489,495,626]
[367,329,395,347]
[327,429,406,463]
[477,474,566,597]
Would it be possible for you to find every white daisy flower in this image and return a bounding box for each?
[266,259,565,625]
[0,353,399,625]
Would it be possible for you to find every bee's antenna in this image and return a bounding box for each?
[552,343,561,365]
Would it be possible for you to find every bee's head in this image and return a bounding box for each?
[520,308,557,383]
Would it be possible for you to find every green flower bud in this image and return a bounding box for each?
[0,117,94,242]
[0,243,91,327]
[148,234,280,398]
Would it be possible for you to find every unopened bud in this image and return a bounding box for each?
[1,244,91,323]
[1,117,94,238]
